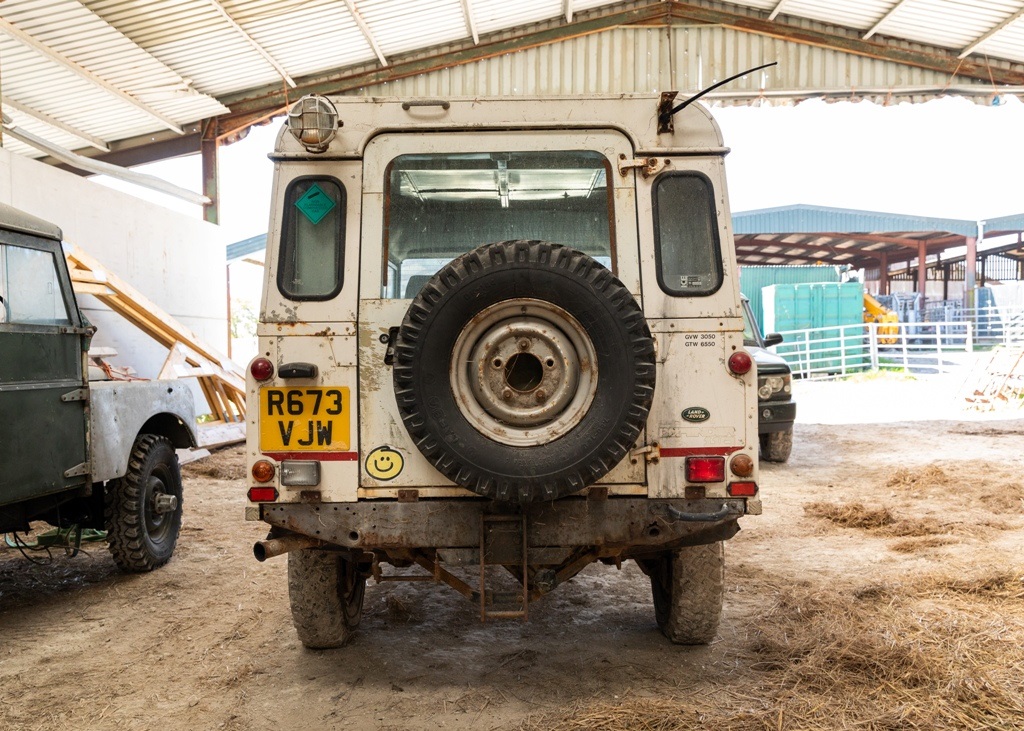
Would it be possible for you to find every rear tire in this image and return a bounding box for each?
[648,542,725,645]
[288,549,366,649]
[760,427,793,463]
[105,434,182,572]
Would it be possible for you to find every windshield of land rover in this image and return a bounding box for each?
[383,150,613,299]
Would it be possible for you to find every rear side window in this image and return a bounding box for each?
[0,243,71,326]
[653,173,722,296]
[278,177,345,300]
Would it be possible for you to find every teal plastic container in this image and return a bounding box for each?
[763,282,866,374]
[739,265,840,335]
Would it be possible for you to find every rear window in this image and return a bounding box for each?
[653,173,723,297]
[278,177,345,300]
[383,150,614,299]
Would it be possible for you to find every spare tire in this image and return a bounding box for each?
[393,240,655,503]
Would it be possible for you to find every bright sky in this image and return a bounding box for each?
[94,94,1024,245]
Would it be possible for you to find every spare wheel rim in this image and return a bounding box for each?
[449,298,598,447]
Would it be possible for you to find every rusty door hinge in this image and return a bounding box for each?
[618,155,669,179]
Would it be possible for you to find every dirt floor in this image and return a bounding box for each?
[2,377,1023,731]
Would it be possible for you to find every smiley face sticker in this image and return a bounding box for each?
[366,446,404,481]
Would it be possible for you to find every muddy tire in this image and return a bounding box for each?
[760,427,793,463]
[105,434,183,573]
[393,240,656,503]
[288,549,366,649]
[648,542,725,645]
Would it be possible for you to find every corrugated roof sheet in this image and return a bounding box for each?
[733,204,980,237]
[2,0,1024,164]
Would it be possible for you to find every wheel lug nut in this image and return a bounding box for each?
[535,390,547,403]
[518,339,530,350]
[502,389,513,400]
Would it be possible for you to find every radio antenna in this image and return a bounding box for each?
[658,61,778,133]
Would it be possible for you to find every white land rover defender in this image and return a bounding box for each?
[246,93,759,648]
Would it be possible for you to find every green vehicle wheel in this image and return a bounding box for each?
[105,434,183,572]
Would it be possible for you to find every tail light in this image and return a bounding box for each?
[247,487,279,502]
[251,460,276,483]
[250,357,274,381]
[730,453,754,477]
[686,456,725,483]
[728,351,752,376]
[728,481,757,497]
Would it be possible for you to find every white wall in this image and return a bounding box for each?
[0,149,228,379]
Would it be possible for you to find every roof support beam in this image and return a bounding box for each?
[203,0,296,87]
[667,1,1024,87]
[0,17,184,134]
[343,0,388,67]
[863,0,913,40]
[564,0,574,24]
[959,7,1024,59]
[767,0,794,22]
[2,114,209,205]
[218,0,1024,130]
[218,3,671,121]
[461,0,479,44]
[1,97,109,152]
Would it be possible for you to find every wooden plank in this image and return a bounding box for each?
[66,244,242,376]
[65,243,248,423]
[72,282,116,296]
[196,422,246,449]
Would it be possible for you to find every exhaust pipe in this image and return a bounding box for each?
[253,534,321,562]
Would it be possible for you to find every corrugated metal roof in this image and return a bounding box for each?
[986,213,1024,234]
[732,204,987,269]
[733,204,980,237]
[2,0,1024,166]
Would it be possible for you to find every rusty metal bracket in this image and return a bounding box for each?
[630,442,660,464]
[617,154,669,179]
[657,91,679,134]
[63,462,90,478]
[479,514,528,621]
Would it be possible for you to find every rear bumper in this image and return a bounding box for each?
[261,497,747,561]
[757,400,796,433]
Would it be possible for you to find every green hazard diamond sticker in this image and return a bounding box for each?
[295,183,336,225]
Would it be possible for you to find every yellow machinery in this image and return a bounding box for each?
[864,292,900,344]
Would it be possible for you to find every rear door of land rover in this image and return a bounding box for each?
[357,129,647,496]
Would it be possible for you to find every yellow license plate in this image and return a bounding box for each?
[259,387,350,452]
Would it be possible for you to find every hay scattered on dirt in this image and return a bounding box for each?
[182,446,245,481]
[804,501,949,538]
[885,464,952,489]
[519,572,1024,731]
[804,501,895,529]
[889,536,956,553]
[980,484,1024,512]
[920,571,1024,601]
